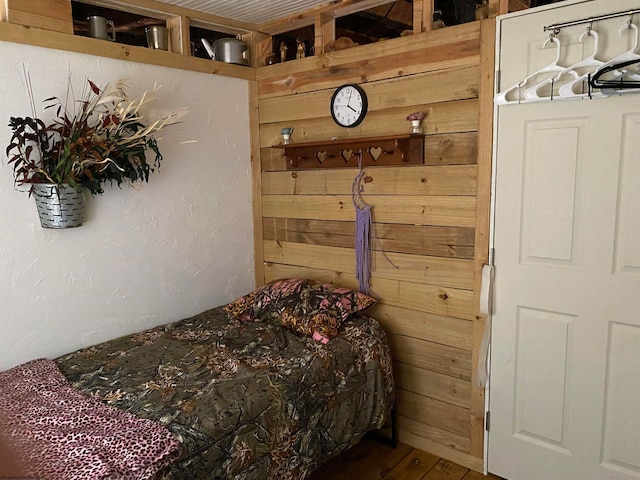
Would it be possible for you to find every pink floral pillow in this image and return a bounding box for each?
[224,278,376,343]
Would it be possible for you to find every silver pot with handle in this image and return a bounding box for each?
[201,36,249,66]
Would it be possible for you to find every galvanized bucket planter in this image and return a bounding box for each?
[33,184,85,228]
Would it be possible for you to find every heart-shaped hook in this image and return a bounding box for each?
[316,150,328,163]
[369,146,382,161]
[341,149,354,163]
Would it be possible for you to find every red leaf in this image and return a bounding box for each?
[88,80,101,95]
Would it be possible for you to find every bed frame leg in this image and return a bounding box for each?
[366,405,397,448]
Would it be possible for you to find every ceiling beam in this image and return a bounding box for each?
[257,0,396,35]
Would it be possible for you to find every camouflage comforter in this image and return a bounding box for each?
[56,306,394,479]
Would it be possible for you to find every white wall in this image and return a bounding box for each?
[0,42,255,370]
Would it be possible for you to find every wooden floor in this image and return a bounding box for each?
[309,437,504,480]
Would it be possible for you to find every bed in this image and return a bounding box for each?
[0,278,395,480]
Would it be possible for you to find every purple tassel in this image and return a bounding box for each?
[354,203,372,295]
[353,150,372,295]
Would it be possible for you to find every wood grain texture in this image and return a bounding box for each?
[259,99,479,147]
[263,218,475,259]
[3,0,72,34]
[398,429,484,472]
[397,389,472,438]
[259,65,479,124]
[262,165,477,196]
[257,22,481,82]
[309,437,502,479]
[262,195,477,228]
[387,334,472,380]
[258,39,479,98]
[370,304,473,350]
[394,362,471,408]
[263,240,474,289]
[398,415,471,454]
[0,22,256,81]
[469,18,496,459]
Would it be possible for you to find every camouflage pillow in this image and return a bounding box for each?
[224,278,376,342]
[223,278,307,322]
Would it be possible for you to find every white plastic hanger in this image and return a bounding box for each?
[495,35,566,105]
[557,28,607,99]
[524,30,599,101]
[592,20,640,85]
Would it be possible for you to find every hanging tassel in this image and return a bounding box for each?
[354,202,372,295]
[352,150,372,295]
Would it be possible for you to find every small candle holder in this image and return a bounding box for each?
[280,127,293,144]
[406,112,426,134]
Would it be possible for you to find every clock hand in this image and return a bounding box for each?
[347,105,357,112]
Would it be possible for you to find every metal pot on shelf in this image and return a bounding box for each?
[201,36,249,66]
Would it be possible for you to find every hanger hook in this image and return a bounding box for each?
[587,19,593,36]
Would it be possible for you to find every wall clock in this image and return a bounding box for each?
[330,84,368,128]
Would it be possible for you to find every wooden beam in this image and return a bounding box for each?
[78,0,255,33]
[0,21,256,81]
[413,0,434,34]
[1,0,73,34]
[315,12,335,55]
[167,15,190,55]
[249,81,265,286]
[469,17,496,465]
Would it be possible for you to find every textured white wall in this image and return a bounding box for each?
[0,42,255,370]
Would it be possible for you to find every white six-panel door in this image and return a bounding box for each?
[489,1,640,479]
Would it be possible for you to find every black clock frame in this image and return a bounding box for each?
[330,84,368,128]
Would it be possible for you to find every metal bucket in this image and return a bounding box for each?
[33,184,85,228]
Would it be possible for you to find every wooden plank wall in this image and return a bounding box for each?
[255,20,495,471]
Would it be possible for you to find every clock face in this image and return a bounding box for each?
[330,84,368,128]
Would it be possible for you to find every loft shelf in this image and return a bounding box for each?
[272,134,424,169]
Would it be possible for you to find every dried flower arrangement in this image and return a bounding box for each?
[6,74,184,196]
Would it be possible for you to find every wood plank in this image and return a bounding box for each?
[259,65,480,124]
[396,389,471,438]
[0,22,256,81]
[463,472,504,480]
[262,195,477,228]
[263,218,475,259]
[397,415,471,454]
[263,240,474,290]
[425,133,478,166]
[424,459,469,480]
[257,22,481,80]
[308,436,413,480]
[263,264,475,320]
[249,81,265,286]
[4,0,73,34]
[384,447,440,479]
[262,165,477,196]
[394,361,471,408]
[167,15,190,55]
[258,99,479,147]
[257,39,479,98]
[469,18,496,462]
[399,429,484,472]
[370,304,473,350]
[387,334,472,380]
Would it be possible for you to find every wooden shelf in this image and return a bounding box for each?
[272,134,425,169]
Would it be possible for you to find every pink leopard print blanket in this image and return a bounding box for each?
[0,358,181,480]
